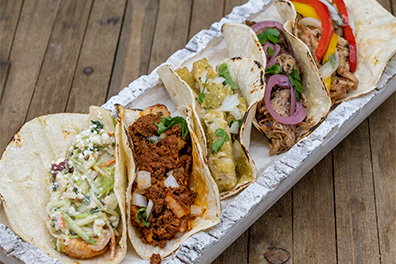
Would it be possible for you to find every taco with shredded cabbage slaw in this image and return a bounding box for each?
[158,57,265,198]
[222,0,331,155]
[115,104,220,260]
[0,106,127,263]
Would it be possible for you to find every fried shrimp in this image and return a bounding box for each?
[61,229,111,259]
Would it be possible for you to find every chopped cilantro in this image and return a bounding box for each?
[333,19,339,30]
[267,46,275,57]
[288,66,303,101]
[265,64,281,75]
[52,182,58,192]
[156,116,188,138]
[136,207,149,227]
[111,142,115,147]
[212,128,230,153]
[218,63,238,91]
[328,54,336,69]
[197,79,208,104]
[73,187,78,193]
[148,139,155,144]
[257,28,280,45]
[90,120,104,133]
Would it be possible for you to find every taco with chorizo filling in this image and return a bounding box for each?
[0,106,127,263]
[115,104,220,260]
[158,57,265,198]
[222,0,331,155]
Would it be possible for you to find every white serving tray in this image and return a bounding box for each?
[1,0,396,263]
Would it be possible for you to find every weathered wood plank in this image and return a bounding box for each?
[212,230,249,264]
[189,0,225,39]
[249,191,293,264]
[66,0,126,113]
[148,0,192,72]
[333,121,380,263]
[25,0,93,120]
[369,92,396,264]
[107,0,159,99]
[224,0,247,15]
[0,0,23,101]
[293,154,337,264]
[0,0,60,153]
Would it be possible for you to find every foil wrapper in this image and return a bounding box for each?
[1,0,396,263]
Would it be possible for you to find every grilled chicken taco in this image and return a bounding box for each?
[158,57,265,198]
[116,104,220,260]
[0,106,127,263]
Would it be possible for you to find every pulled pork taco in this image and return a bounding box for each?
[222,0,331,155]
[116,104,220,260]
[158,57,265,198]
[0,106,127,263]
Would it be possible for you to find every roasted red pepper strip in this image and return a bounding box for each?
[333,0,357,72]
[343,25,357,72]
[292,0,334,61]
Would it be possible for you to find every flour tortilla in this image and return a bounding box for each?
[115,104,221,260]
[0,106,127,264]
[158,57,265,199]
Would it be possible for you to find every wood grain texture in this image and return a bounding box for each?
[66,0,125,113]
[0,0,60,153]
[333,121,380,264]
[293,154,337,264]
[189,0,225,39]
[249,191,293,264]
[107,0,159,99]
[212,230,249,264]
[224,0,248,15]
[148,0,192,72]
[0,0,23,100]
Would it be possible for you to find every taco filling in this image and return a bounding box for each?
[47,115,120,259]
[292,0,358,102]
[128,112,199,248]
[248,20,312,155]
[176,58,253,193]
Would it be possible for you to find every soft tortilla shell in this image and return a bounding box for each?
[0,106,127,263]
[115,104,221,260]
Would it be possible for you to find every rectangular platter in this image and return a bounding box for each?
[1,0,396,263]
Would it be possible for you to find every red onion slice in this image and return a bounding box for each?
[263,43,281,68]
[264,75,307,125]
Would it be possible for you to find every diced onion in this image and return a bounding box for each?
[220,94,240,112]
[319,51,340,79]
[201,71,208,84]
[146,199,154,219]
[190,205,202,216]
[318,0,346,26]
[347,7,355,35]
[231,107,242,120]
[164,174,179,188]
[230,120,240,134]
[147,135,160,144]
[131,193,147,207]
[300,17,322,33]
[137,171,151,190]
[212,77,226,84]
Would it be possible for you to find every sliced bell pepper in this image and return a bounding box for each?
[292,0,334,61]
[293,2,320,20]
[324,77,332,92]
[323,33,339,63]
[333,0,357,72]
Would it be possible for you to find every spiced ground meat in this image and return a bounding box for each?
[128,114,197,248]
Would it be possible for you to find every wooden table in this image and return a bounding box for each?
[1,0,395,263]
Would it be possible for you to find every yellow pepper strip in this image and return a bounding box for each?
[324,77,332,92]
[323,33,339,63]
[293,2,320,20]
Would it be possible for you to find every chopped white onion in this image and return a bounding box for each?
[220,94,240,112]
[137,171,151,190]
[159,133,166,139]
[147,135,160,144]
[146,199,154,219]
[320,51,340,79]
[230,120,240,134]
[164,174,179,188]
[347,7,355,35]
[131,193,147,207]
[231,107,242,120]
[212,76,226,84]
[190,205,202,216]
[201,71,208,85]
[318,0,346,26]
[300,17,322,33]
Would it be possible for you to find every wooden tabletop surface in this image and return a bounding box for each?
[1,0,395,263]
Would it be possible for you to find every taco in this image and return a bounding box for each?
[158,57,265,198]
[0,106,127,263]
[222,0,331,155]
[115,104,220,260]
